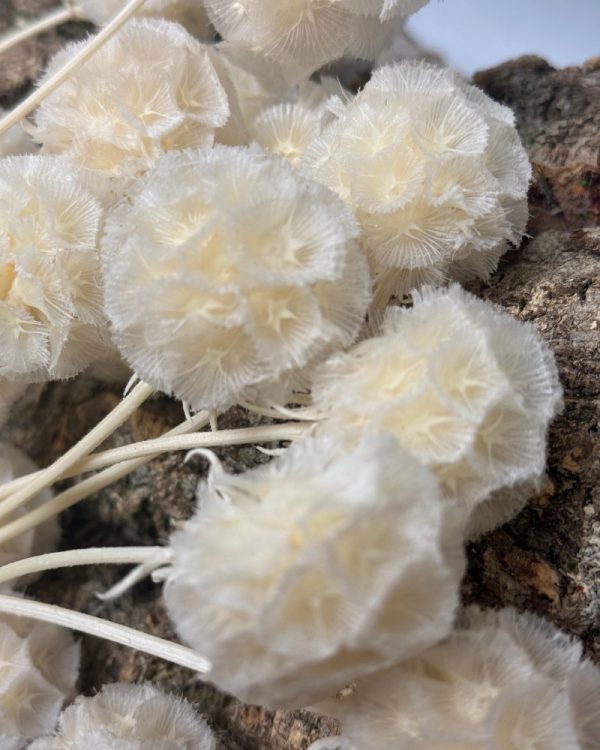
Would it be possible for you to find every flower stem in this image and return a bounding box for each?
[0,546,169,587]
[0,0,149,137]
[0,381,154,523]
[0,7,77,57]
[0,594,210,674]
[0,418,312,501]
[0,420,312,547]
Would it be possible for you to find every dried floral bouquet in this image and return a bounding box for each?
[0,1,598,748]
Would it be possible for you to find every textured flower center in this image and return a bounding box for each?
[0,262,16,300]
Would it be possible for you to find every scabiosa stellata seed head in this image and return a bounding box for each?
[102,145,371,411]
[78,0,214,39]
[30,681,216,749]
[164,434,464,708]
[0,156,109,382]
[31,19,229,185]
[315,606,600,750]
[312,284,562,537]
[0,608,80,748]
[204,0,429,81]
[303,61,532,303]
[0,443,59,590]
[0,110,36,158]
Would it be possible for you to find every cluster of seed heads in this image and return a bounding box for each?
[0,1,596,748]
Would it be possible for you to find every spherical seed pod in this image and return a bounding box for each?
[204,0,430,81]
[0,607,80,748]
[78,0,214,39]
[314,607,600,750]
[102,145,371,411]
[312,285,562,537]
[31,19,229,186]
[0,109,37,158]
[0,156,108,382]
[164,434,465,708]
[303,61,532,303]
[30,681,216,749]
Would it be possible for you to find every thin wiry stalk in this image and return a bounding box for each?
[0,6,77,57]
[0,421,313,547]
[0,381,155,523]
[0,546,169,587]
[0,594,211,674]
[0,0,149,137]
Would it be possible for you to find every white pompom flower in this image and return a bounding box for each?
[0,110,37,158]
[0,443,60,591]
[31,19,229,186]
[315,606,600,750]
[304,61,532,303]
[0,156,108,382]
[164,434,465,708]
[312,285,562,537]
[204,0,429,80]
[0,608,80,748]
[102,145,371,411]
[30,681,216,750]
[78,0,214,39]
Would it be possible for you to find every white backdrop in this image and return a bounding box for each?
[406,0,600,75]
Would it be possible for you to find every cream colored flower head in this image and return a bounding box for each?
[304,61,532,303]
[102,145,371,411]
[0,608,80,748]
[312,284,562,537]
[315,606,600,750]
[0,443,60,591]
[30,682,216,749]
[0,110,37,159]
[204,0,429,81]
[32,19,229,185]
[78,0,214,39]
[164,434,464,708]
[0,156,109,382]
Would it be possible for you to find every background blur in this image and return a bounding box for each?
[406,0,600,75]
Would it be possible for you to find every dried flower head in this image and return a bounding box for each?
[0,609,80,749]
[102,145,371,410]
[316,606,600,750]
[0,110,36,159]
[312,285,562,537]
[204,0,429,80]
[30,681,215,749]
[78,0,214,39]
[303,61,532,303]
[31,19,229,185]
[164,434,464,708]
[0,443,59,590]
[0,156,108,382]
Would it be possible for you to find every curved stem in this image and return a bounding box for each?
[0,0,149,137]
[0,421,312,547]
[0,594,210,674]
[0,7,76,57]
[0,546,168,587]
[0,418,313,500]
[0,381,154,523]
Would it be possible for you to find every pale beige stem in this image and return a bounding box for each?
[0,546,168,587]
[0,381,155,523]
[0,594,210,673]
[0,420,312,547]
[0,7,76,57]
[0,0,149,137]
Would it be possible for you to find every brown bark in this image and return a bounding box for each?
[1,11,599,747]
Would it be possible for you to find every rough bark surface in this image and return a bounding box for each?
[1,8,599,747]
